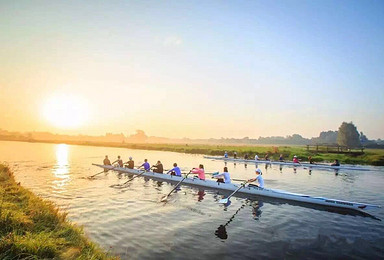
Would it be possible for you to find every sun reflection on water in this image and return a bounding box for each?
[52,144,71,191]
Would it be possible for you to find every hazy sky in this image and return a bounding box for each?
[1,0,383,139]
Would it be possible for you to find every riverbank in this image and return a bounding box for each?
[0,164,117,259]
[2,139,384,166]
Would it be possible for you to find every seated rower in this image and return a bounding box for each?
[138,159,151,171]
[254,154,259,161]
[166,163,182,176]
[292,155,300,164]
[331,159,340,167]
[308,156,314,164]
[247,168,264,188]
[279,154,284,162]
[103,155,111,166]
[244,153,249,160]
[125,157,134,169]
[224,151,228,158]
[212,167,231,184]
[103,155,111,172]
[152,160,164,174]
[116,156,124,167]
[234,151,237,159]
[191,164,205,180]
[264,153,270,161]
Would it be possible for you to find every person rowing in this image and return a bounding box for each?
[233,151,237,159]
[254,154,259,161]
[166,163,182,176]
[115,156,124,167]
[152,160,164,174]
[212,167,231,184]
[224,151,228,158]
[244,153,249,160]
[279,154,284,162]
[308,156,315,164]
[124,156,134,169]
[264,153,270,161]
[103,155,111,172]
[191,164,205,180]
[138,159,151,171]
[292,155,301,164]
[247,168,264,188]
[331,159,340,167]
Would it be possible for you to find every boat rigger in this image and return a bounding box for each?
[92,164,380,212]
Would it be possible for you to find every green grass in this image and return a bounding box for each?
[0,164,118,260]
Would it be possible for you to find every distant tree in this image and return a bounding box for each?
[337,122,361,148]
[360,132,368,144]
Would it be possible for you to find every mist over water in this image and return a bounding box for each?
[1,141,384,259]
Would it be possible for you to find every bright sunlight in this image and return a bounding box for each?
[43,94,88,129]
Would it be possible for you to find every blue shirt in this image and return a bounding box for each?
[167,166,182,176]
[142,162,150,171]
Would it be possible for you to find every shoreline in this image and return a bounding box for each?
[1,139,384,166]
[0,164,117,259]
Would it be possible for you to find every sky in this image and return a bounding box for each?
[0,0,383,139]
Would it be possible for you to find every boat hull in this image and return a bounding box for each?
[93,164,379,212]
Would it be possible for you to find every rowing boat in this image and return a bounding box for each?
[92,164,380,212]
[203,156,371,171]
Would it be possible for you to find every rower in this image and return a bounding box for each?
[191,164,205,180]
[116,156,124,167]
[254,154,259,161]
[279,154,284,162]
[212,167,231,184]
[152,160,164,173]
[233,151,237,159]
[264,153,270,161]
[331,159,340,166]
[166,163,182,176]
[224,151,228,158]
[138,159,151,171]
[103,155,111,172]
[293,155,300,164]
[103,155,111,166]
[308,156,314,164]
[125,157,134,169]
[247,168,264,188]
[244,153,249,160]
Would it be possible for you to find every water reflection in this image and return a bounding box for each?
[197,189,205,202]
[52,144,70,191]
[215,202,247,240]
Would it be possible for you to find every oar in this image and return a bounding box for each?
[88,165,116,179]
[160,169,193,202]
[110,169,146,187]
[219,181,248,204]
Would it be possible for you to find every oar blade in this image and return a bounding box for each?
[219,198,229,204]
[160,195,169,202]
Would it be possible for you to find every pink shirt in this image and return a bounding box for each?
[192,168,205,180]
[293,158,299,163]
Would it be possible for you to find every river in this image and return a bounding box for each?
[1,140,383,259]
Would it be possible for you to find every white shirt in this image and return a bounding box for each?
[215,172,231,183]
[255,155,259,160]
[255,175,264,188]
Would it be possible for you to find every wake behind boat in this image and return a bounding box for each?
[203,156,371,171]
[92,164,380,212]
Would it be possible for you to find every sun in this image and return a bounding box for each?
[43,94,88,129]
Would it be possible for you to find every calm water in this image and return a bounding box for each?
[1,141,384,259]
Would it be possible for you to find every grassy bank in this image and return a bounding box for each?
[0,164,117,259]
